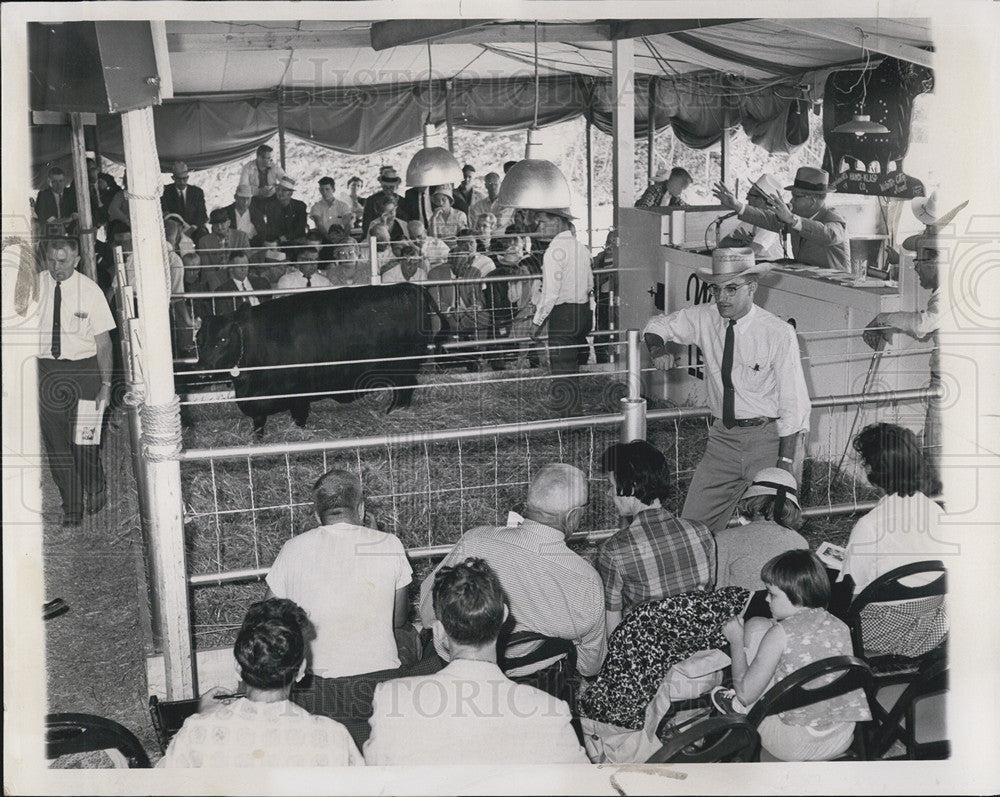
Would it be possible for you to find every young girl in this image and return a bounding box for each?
[714,549,871,761]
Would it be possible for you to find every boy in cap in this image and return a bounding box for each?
[644,248,811,532]
[713,166,850,271]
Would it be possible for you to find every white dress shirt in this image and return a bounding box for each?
[233,206,256,238]
[239,160,287,196]
[36,271,116,360]
[363,659,588,766]
[533,230,593,326]
[233,278,260,306]
[275,270,333,293]
[644,302,811,437]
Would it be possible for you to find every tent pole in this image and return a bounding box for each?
[445,79,455,153]
[277,90,287,171]
[647,77,656,181]
[69,112,97,281]
[120,104,196,701]
[586,118,594,251]
[611,39,635,231]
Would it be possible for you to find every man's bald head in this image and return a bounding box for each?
[524,464,589,535]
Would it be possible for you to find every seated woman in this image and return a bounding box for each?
[597,440,716,634]
[158,598,363,768]
[713,550,871,761]
[838,422,952,657]
[714,467,809,591]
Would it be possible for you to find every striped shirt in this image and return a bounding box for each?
[418,520,607,676]
[596,507,716,612]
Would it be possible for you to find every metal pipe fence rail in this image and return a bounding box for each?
[180,384,940,595]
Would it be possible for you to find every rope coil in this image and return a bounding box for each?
[140,394,184,461]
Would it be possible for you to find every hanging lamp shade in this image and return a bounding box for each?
[833,114,890,136]
[406,124,463,188]
[497,129,572,209]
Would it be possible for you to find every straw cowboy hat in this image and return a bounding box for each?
[742,467,800,508]
[747,173,784,199]
[902,192,969,250]
[785,166,835,195]
[378,166,401,185]
[697,247,773,283]
[277,176,297,191]
[431,184,453,199]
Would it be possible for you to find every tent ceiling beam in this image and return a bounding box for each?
[167,29,373,52]
[608,19,753,40]
[370,20,613,50]
[779,20,933,69]
[370,20,495,50]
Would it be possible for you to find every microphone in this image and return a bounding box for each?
[717,211,739,222]
[713,211,740,247]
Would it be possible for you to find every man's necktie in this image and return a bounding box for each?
[306,276,312,288]
[51,282,62,359]
[721,319,736,428]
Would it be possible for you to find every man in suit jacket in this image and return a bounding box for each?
[160,161,209,242]
[713,166,851,271]
[35,166,78,235]
[211,251,271,315]
[198,208,253,290]
[260,176,308,245]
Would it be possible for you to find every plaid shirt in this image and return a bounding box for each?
[596,508,716,612]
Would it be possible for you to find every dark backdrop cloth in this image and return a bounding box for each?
[32,74,812,179]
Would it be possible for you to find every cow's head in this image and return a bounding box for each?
[196,314,242,371]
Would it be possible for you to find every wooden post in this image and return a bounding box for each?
[69,113,97,280]
[647,77,656,181]
[611,39,635,232]
[586,119,594,251]
[120,105,196,700]
[277,90,287,171]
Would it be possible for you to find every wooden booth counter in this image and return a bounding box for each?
[617,206,934,462]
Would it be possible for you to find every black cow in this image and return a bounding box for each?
[197,284,446,435]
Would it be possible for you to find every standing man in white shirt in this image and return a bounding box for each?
[239,144,286,199]
[529,208,593,417]
[644,248,811,532]
[35,237,116,527]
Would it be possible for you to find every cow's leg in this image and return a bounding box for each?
[290,399,311,428]
[252,415,267,437]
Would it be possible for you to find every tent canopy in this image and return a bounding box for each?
[30,17,934,171]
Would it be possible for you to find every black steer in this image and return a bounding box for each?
[196,283,446,435]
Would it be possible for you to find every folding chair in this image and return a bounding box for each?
[497,627,582,744]
[148,695,200,753]
[846,560,947,689]
[745,655,877,761]
[870,650,948,760]
[646,715,759,764]
[46,713,151,768]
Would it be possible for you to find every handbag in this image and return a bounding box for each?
[581,648,730,763]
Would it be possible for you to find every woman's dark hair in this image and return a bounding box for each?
[853,422,924,497]
[760,549,830,609]
[737,494,804,530]
[601,440,672,505]
[432,557,506,647]
[234,598,310,690]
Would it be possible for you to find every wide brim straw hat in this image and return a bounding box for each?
[697,247,773,283]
